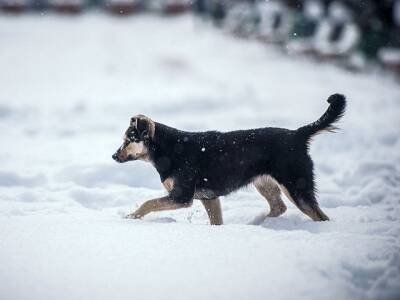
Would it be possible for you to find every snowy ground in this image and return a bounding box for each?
[0,13,400,300]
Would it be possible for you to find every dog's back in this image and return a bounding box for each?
[151,94,346,202]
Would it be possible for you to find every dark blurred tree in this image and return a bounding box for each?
[194,0,208,15]
[211,1,227,26]
[346,0,394,59]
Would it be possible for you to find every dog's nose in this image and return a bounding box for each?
[112,153,118,161]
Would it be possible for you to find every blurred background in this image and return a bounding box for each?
[1,0,400,74]
[0,0,399,190]
[1,2,400,299]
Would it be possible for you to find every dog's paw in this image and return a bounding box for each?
[124,212,143,219]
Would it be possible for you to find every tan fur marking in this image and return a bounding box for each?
[279,184,329,221]
[163,177,174,192]
[253,175,287,217]
[120,141,150,161]
[200,198,223,225]
[125,196,192,219]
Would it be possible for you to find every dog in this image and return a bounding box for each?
[112,94,346,225]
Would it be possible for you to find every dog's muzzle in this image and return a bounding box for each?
[112,151,135,163]
[112,152,122,163]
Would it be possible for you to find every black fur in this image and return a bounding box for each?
[114,94,346,217]
[297,94,346,142]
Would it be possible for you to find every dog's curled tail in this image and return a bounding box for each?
[297,94,346,142]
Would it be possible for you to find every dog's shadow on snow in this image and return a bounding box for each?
[248,213,331,233]
[146,217,177,223]
[118,210,177,223]
[118,210,330,232]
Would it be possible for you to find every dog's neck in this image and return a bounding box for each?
[146,123,182,179]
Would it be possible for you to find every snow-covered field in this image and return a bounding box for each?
[0,13,399,300]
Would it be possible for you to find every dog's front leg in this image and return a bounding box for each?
[200,198,223,225]
[125,196,192,219]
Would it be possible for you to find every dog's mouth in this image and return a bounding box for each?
[112,153,136,163]
[126,154,136,161]
[112,153,122,163]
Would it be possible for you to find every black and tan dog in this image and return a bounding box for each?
[112,94,346,225]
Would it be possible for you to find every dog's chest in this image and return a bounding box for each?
[193,188,217,200]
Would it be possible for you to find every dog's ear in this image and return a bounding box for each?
[130,115,155,142]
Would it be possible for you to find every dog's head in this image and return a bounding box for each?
[112,115,155,163]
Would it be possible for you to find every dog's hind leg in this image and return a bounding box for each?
[279,184,329,221]
[200,198,223,225]
[253,175,287,217]
[125,196,193,219]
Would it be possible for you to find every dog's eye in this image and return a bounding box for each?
[126,131,135,142]
[127,134,139,143]
[126,127,139,142]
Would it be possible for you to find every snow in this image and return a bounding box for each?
[288,19,360,57]
[0,13,400,300]
[317,22,360,56]
[328,1,352,23]
[304,0,324,20]
[379,48,400,64]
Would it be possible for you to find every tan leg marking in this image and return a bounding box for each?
[253,175,287,217]
[279,184,329,221]
[200,198,223,225]
[162,177,174,192]
[125,196,192,219]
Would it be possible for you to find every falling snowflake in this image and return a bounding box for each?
[201,147,206,152]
